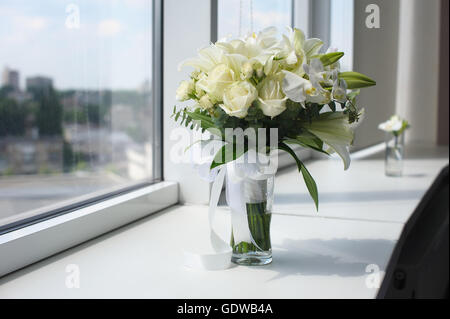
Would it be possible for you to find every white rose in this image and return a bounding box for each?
[197,64,235,102]
[198,95,214,110]
[256,75,288,118]
[220,81,257,119]
[176,80,194,101]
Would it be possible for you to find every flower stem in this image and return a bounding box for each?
[231,201,271,254]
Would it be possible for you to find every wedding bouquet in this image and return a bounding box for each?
[174,27,376,266]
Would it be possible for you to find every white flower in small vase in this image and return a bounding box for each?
[379,115,410,177]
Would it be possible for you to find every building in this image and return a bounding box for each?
[2,67,20,92]
[26,76,53,92]
[0,136,63,175]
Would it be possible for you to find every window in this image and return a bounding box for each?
[330,0,354,71]
[218,0,293,39]
[0,0,161,232]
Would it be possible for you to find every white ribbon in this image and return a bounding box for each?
[184,147,277,271]
[183,167,233,270]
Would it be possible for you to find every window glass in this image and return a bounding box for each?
[0,0,158,230]
[330,0,354,71]
[218,0,292,39]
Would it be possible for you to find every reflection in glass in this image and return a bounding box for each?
[218,0,292,39]
[0,0,156,228]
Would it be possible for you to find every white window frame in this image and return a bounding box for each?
[0,0,178,278]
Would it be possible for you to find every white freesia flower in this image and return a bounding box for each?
[302,58,332,104]
[241,62,254,80]
[197,64,235,102]
[282,66,331,105]
[198,95,214,110]
[256,74,288,118]
[331,70,348,103]
[378,115,405,133]
[220,81,257,118]
[176,80,195,101]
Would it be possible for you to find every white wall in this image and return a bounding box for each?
[163,0,212,204]
[353,0,441,148]
[395,0,441,144]
[352,0,400,149]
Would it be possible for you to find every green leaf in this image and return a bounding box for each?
[278,142,319,211]
[284,133,329,155]
[185,110,217,132]
[210,143,247,169]
[316,52,344,67]
[329,101,336,112]
[339,72,376,89]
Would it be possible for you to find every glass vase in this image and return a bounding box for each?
[226,160,274,266]
[385,133,405,177]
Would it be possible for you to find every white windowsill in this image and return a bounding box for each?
[0,145,447,298]
[0,181,178,278]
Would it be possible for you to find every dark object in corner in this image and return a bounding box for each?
[378,166,449,299]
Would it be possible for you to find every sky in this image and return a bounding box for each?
[0,0,353,90]
[0,0,152,90]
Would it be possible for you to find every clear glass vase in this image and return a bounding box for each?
[385,133,405,177]
[226,161,274,266]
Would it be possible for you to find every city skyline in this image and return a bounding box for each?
[1,65,150,93]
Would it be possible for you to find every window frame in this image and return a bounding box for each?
[0,0,178,278]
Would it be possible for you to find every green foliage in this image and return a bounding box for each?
[393,120,411,137]
[210,142,248,169]
[31,87,63,136]
[339,72,376,89]
[284,131,329,155]
[316,52,345,67]
[0,98,26,136]
[172,106,217,133]
[278,142,319,211]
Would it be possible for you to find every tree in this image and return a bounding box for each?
[0,97,26,136]
[31,87,63,136]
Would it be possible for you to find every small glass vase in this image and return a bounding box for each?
[385,133,405,177]
[226,161,274,266]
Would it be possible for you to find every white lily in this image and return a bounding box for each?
[276,28,306,70]
[178,45,225,73]
[303,112,354,170]
[281,70,312,104]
